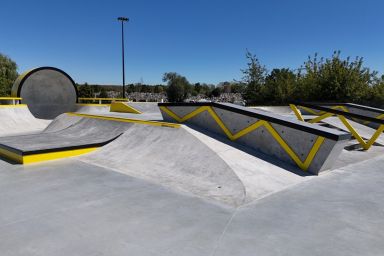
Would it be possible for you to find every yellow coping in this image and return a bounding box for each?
[78,97,128,101]
[0,97,22,100]
[0,104,27,108]
[76,103,111,107]
[0,147,98,164]
[160,106,324,171]
[67,112,180,129]
[290,104,384,150]
[110,102,142,114]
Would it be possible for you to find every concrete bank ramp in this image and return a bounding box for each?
[80,124,247,206]
[126,102,161,114]
[79,123,312,206]
[249,106,295,116]
[73,102,163,121]
[0,105,50,136]
[0,115,133,164]
[73,104,110,115]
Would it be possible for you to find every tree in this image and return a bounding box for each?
[241,50,267,105]
[264,68,297,104]
[77,82,93,98]
[299,51,376,102]
[211,87,222,97]
[99,87,108,98]
[163,72,191,102]
[0,53,18,96]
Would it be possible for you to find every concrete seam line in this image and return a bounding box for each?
[209,208,239,256]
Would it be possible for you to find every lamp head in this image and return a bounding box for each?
[118,17,129,22]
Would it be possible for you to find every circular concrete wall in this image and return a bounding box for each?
[12,67,78,119]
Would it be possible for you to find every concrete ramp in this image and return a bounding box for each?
[126,102,161,114]
[0,105,50,136]
[79,123,314,206]
[110,102,142,114]
[249,106,295,116]
[73,104,110,115]
[80,124,246,206]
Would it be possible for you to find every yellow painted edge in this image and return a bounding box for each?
[23,147,98,164]
[67,112,180,128]
[160,105,325,171]
[110,102,142,114]
[78,98,129,101]
[0,104,28,108]
[76,103,111,107]
[0,97,22,100]
[0,147,98,164]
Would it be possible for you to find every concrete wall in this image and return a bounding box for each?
[159,103,350,175]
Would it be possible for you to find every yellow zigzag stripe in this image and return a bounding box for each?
[291,105,384,150]
[160,106,325,171]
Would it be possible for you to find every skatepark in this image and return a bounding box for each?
[1,67,384,255]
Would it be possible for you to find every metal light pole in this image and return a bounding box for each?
[117,17,129,98]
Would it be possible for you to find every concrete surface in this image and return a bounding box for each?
[0,106,50,136]
[1,153,384,255]
[74,103,163,121]
[249,106,295,116]
[12,67,77,120]
[80,124,246,206]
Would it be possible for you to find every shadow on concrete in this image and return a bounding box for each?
[185,124,314,177]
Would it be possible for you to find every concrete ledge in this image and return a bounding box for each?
[306,102,384,129]
[294,102,384,126]
[158,102,350,174]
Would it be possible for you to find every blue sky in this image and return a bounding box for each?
[1,0,383,85]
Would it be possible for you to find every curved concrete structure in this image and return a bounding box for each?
[12,67,78,120]
[0,105,50,136]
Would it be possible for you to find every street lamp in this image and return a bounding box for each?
[117,16,129,98]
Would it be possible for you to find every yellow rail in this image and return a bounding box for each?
[0,97,23,105]
[78,97,129,104]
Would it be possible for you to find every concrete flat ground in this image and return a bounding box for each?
[0,154,383,256]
